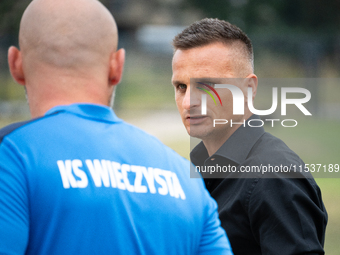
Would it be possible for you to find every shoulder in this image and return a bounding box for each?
[246,132,305,174]
[0,118,43,145]
[235,133,325,208]
[245,131,324,207]
[253,132,302,161]
[0,112,63,147]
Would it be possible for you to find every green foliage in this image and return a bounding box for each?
[186,0,340,33]
[0,0,31,36]
[315,178,340,254]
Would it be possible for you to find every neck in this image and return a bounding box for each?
[28,95,108,118]
[202,113,253,157]
[202,125,238,157]
[25,69,112,118]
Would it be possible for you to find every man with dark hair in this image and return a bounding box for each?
[0,3,233,254]
[172,18,327,255]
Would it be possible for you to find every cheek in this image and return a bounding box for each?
[217,93,234,115]
[216,91,232,105]
[175,94,183,109]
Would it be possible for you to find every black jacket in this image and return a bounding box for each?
[191,115,327,255]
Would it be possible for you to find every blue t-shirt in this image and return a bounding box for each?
[0,104,232,255]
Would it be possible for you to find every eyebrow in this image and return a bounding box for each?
[172,80,185,86]
[199,80,215,85]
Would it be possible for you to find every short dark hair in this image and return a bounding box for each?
[173,18,254,70]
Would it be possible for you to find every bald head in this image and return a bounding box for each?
[19,0,118,70]
[8,0,125,117]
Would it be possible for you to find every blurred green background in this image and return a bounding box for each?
[1,0,340,254]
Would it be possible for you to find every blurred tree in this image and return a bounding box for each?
[185,0,340,33]
[280,0,340,33]
[0,0,31,37]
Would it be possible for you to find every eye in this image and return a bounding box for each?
[176,84,187,91]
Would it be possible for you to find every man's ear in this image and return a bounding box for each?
[245,73,258,102]
[8,46,26,86]
[109,48,125,86]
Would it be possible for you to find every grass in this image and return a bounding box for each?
[315,178,340,253]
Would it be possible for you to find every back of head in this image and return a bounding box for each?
[173,18,254,72]
[19,0,118,71]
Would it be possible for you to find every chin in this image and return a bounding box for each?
[188,130,207,140]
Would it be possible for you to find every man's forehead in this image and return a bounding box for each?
[172,44,236,77]
[173,41,252,79]
[175,43,246,69]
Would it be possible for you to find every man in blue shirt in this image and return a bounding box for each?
[0,0,232,254]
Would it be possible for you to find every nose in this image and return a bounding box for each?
[183,87,201,111]
[182,90,190,110]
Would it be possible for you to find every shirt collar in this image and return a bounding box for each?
[191,115,265,166]
[45,103,122,123]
